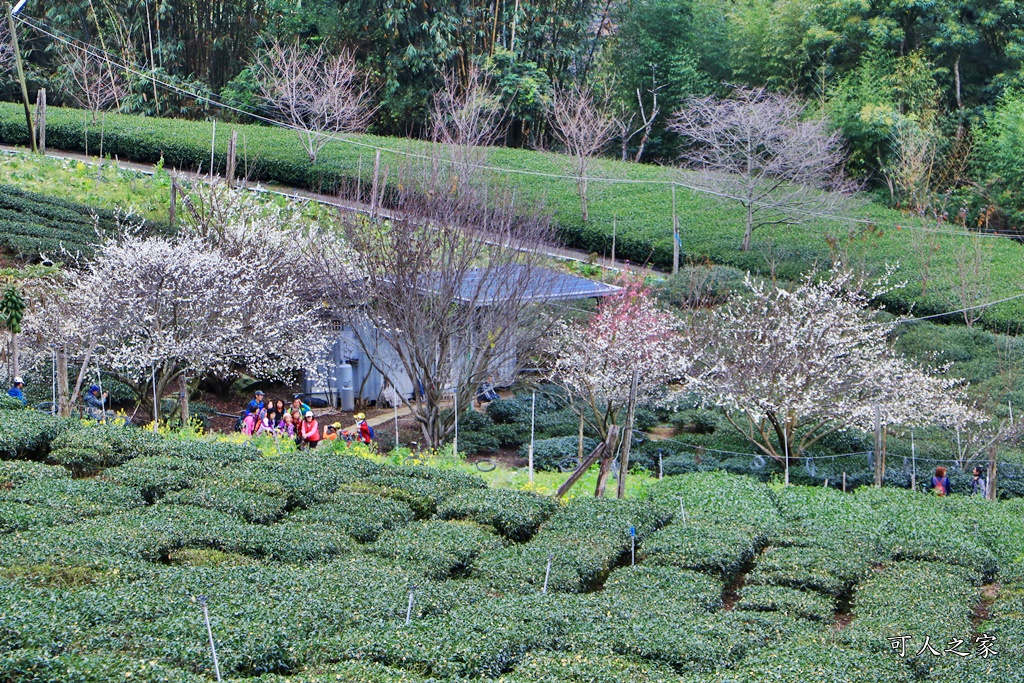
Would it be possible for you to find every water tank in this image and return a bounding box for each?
[338,362,355,412]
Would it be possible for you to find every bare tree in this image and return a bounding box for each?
[56,43,125,119]
[55,42,127,157]
[430,67,505,195]
[0,22,14,74]
[615,86,661,163]
[907,209,945,298]
[953,232,993,328]
[549,84,616,222]
[252,40,373,163]
[326,166,560,448]
[669,87,851,251]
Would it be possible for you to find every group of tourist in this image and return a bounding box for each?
[240,390,373,448]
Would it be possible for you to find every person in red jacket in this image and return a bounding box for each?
[299,411,321,449]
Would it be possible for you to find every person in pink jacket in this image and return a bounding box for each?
[299,411,321,449]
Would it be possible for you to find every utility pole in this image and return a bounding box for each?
[6,3,36,153]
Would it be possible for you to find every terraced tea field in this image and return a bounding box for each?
[1,408,1022,682]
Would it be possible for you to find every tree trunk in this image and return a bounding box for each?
[741,205,754,251]
[9,331,17,382]
[594,425,620,497]
[179,373,190,426]
[616,368,639,499]
[556,432,609,499]
[579,173,589,222]
[987,443,997,501]
[56,347,70,416]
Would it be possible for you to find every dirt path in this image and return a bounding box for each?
[1,143,661,278]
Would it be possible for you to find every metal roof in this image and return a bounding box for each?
[418,265,620,305]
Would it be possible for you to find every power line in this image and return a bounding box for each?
[17,14,1024,242]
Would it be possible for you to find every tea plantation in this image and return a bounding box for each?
[1,405,1022,682]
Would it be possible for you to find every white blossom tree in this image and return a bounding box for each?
[685,266,978,465]
[48,186,346,423]
[253,40,373,163]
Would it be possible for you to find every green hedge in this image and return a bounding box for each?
[735,584,835,621]
[519,436,599,471]
[472,497,672,593]
[285,493,415,542]
[0,412,78,461]
[436,488,558,542]
[370,520,504,579]
[642,472,780,579]
[0,460,70,488]
[49,423,164,475]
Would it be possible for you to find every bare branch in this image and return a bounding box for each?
[252,40,373,163]
[55,41,127,121]
[549,84,616,222]
[669,87,852,251]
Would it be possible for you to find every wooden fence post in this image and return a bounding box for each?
[35,88,45,153]
[169,179,177,229]
[226,130,237,187]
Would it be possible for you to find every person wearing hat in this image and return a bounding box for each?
[350,413,373,444]
[7,376,26,405]
[323,422,341,441]
[83,384,109,421]
[247,390,266,413]
[299,410,321,449]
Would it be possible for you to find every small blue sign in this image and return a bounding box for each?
[629,526,635,537]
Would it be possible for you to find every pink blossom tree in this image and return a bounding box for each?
[548,277,688,495]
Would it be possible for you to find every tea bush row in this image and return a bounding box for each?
[436,488,557,542]
[369,520,505,579]
[641,472,780,579]
[472,497,672,593]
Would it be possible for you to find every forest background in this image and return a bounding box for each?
[3,0,1024,230]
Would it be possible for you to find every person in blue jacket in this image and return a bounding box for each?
[7,376,26,404]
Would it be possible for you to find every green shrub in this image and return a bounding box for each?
[0,412,78,461]
[0,182,168,260]
[162,484,288,524]
[436,488,558,542]
[502,652,688,683]
[841,561,978,657]
[642,472,780,579]
[253,661,427,683]
[337,482,435,519]
[473,497,672,593]
[0,460,70,488]
[745,543,872,596]
[370,520,504,578]
[104,455,223,503]
[519,436,598,471]
[486,422,525,448]
[0,649,205,683]
[603,564,723,612]
[285,493,415,542]
[0,396,25,411]
[735,585,835,621]
[458,429,500,454]
[47,422,164,475]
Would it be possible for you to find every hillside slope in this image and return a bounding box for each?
[2,103,1022,327]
